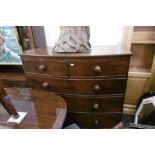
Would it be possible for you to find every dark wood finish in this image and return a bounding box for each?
[21,46,132,128]
[0,66,27,95]
[68,57,130,78]
[22,58,68,77]
[21,46,131,56]
[1,79,28,88]
[61,95,123,112]
[31,26,47,48]
[27,27,35,49]
[65,112,121,129]
[0,96,19,118]
[16,26,35,51]
[0,88,67,129]
[0,66,25,80]
[27,75,126,95]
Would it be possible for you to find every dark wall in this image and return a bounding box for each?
[32,26,47,48]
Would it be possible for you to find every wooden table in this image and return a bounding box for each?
[0,88,67,129]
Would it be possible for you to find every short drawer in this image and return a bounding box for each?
[68,57,130,78]
[62,95,124,112]
[21,58,67,77]
[64,112,122,129]
[27,75,127,95]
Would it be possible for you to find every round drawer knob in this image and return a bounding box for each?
[94,85,101,92]
[42,82,49,88]
[94,120,99,125]
[39,64,46,72]
[94,65,102,74]
[93,103,100,110]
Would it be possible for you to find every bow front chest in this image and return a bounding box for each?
[21,46,132,128]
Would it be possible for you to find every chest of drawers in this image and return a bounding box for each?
[21,46,132,128]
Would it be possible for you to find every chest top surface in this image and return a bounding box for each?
[21,46,132,58]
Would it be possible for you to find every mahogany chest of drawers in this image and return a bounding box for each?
[20,46,132,128]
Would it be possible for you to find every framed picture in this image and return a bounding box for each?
[0,26,22,65]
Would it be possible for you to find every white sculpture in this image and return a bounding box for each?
[52,26,91,53]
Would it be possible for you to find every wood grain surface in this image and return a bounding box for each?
[0,87,67,129]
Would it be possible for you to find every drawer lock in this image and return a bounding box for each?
[39,64,46,72]
[42,82,49,88]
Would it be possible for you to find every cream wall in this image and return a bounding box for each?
[44,26,124,47]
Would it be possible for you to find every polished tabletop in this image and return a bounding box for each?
[0,88,67,129]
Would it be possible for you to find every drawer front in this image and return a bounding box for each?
[68,57,130,78]
[64,112,122,129]
[27,75,127,95]
[62,95,124,112]
[22,58,67,77]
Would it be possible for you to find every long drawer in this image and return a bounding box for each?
[64,112,122,129]
[68,57,130,78]
[61,95,124,112]
[27,75,127,95]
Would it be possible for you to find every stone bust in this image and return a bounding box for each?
[52,26,91,53]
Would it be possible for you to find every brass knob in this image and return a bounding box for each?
[39,64,46,72]
[94,65,102,74]
[42,82,49,88]
[93,103,100,110]
[94,85,100,92]
[94,120,99,125]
